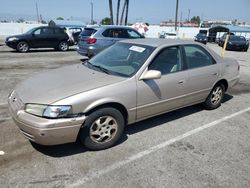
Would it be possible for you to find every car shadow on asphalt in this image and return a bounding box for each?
[31,94,233,157]
[9,49,76,53]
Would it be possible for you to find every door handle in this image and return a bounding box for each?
[212,73,218,76]
[178,80,185,84]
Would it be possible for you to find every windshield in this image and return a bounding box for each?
[87,42,155,77]
[197,33,206,37]
[25,27,38,34]
[229,36,246,42]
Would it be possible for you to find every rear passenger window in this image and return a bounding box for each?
[102,29,129,38]
[41,28,54,34]
[54,28,64,34]
[183,45,215,69]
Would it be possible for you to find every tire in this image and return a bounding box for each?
[58,41,69,51]
[17,41,29,52]
[79,108,125,150]
[203,84,225,110]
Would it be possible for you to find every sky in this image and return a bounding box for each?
[0,0,250,24]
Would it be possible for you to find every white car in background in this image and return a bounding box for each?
[159,31,177,39]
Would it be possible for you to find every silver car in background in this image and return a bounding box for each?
[77,25,144,57]
[9,39,239,150]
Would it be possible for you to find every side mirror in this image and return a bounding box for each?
[140,70,161,80]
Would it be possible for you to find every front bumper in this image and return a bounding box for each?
[227,44,248,50]
[5,41,18,49]
[8,92,86,145]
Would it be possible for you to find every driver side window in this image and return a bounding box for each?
[33,29,41,35]
[149,46,182,75]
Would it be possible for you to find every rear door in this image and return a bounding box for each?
[182,45,219,103]
[101,28,122,47]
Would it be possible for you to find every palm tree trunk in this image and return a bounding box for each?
[109,0,114,25]
[119,0,127,25]
[125,0,129,25]
[116,0,121,25]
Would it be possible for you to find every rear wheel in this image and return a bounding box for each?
[58,41,69,51]
[203,84,225,110]
[17,41,29,52]
[79,108,125,150]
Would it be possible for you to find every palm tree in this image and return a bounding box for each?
[119,0,127,25]
[124,0,129,25]
[116,0,121,25]
[109,0,114,25]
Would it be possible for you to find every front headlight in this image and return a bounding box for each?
[43,105,71,118]
[8,37,17,42]
[25,104,71,118]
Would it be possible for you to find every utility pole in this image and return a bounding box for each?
[174,0,179,31]
[90,2,94,24]
[188,8,190,22]
[35,2,40,23]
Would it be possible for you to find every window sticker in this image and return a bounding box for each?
[129,46,145,53]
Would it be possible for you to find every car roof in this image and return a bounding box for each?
[119,38,201,47]
[99,25,134,29]
[119,38,223,62]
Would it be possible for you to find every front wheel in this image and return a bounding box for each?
[79,108,125,150]
[203,84,225,110]
[58,41,69,51]
[17,41,29,52]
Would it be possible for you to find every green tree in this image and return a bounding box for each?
[56,17,64,20]
[190,16,201,25]
[101,17,112,25]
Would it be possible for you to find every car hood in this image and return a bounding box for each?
[6,34,30,40]
[15,64,126,104]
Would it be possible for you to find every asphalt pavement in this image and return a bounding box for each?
[0,43,250,188]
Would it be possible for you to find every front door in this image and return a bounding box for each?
[136,46,188,121]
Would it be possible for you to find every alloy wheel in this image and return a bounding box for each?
[211,86,223,105]
[89,116,118,143]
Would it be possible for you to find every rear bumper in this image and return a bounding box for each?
[228,75,240,88]
[77,45,101,56]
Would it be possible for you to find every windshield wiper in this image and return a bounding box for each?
[85,61,111,75]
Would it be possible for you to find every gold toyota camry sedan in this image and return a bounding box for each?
[8,39,240,150]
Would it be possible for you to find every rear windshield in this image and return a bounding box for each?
[80,28,97,36]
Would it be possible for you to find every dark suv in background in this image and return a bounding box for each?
[77,26,144,57]
[5,26,73,52]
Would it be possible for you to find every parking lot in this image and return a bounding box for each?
[0,42,250,188]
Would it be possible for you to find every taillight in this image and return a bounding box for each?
[87,38,97,44]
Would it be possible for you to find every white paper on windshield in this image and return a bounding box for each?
[129,46,145,53]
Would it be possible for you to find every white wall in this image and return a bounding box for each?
[0,23,45,37]
[146,25,200,39]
